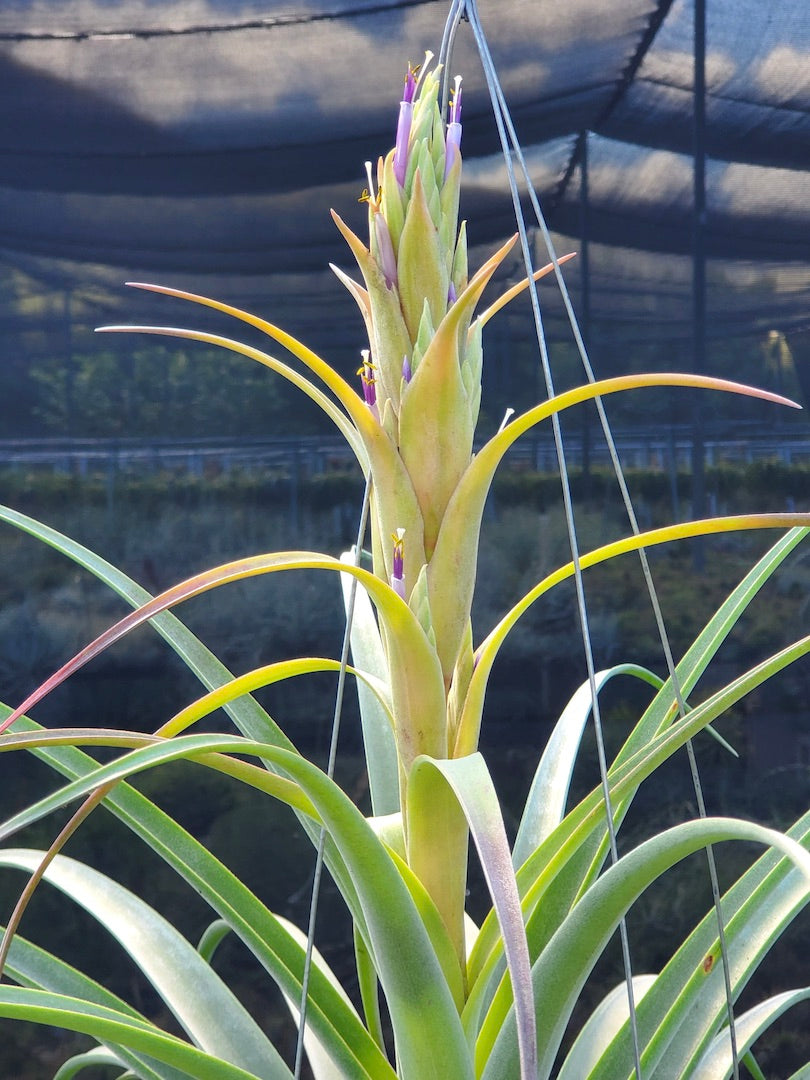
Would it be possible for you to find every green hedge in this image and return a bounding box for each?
[1,460,807,515]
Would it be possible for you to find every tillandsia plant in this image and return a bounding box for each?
[0,45,810,1080]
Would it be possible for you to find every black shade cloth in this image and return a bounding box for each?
[0,0,807,414]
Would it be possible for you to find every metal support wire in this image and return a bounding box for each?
[295,4,737,1075]
[439,0,468,118]
[294,476,372,1079]
[461,2,739,1074]
[461,3,644,1074]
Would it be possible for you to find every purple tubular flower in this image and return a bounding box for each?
[357,350,379,419]
[393,66,418,187]
[374,212,398,289]
[447,281,457,306]
[402,354,412,383]
[444,76,463,180]
[391,528,406,599]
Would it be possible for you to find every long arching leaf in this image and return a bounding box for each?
[98,323,367,473]
[456,515,809,756]
[0,714,393,1080]
[0,551,447,770]
[429,375,799,682]
[692,987,810,1079]
[52,1046,130,1080]
[482,818,810,1080]
[512,665,662,870]
[3,929,187,1080]
[0,849,292,1080]
[0,987,265,1080]
[0,504,293,753]
[593,808,810,1079]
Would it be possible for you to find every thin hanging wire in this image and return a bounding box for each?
[462,4,738,1072]
[462,2,644,1074]
[534,135,738,1076]
[294,475,372,1079]
[439,0,467,114]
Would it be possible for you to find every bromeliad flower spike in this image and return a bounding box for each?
[2,44,809,1080]
[93,55,584,800]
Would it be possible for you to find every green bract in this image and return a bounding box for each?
[0,50,808,1080]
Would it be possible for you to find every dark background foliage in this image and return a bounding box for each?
[0,464,808,1077]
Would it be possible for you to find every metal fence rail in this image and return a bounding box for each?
[0,425,807,479]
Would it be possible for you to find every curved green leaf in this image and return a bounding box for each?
[0,849,291,1080]
[3,928,186,1080]
[0,729,316,829]
[602,808,810,1079]
[615,526,809,766]
[456,515,809,756]
[196,918,231,965]
[0,987,265,1079]
[556,975,657,1080]
[692,987,810,1079]
[52,1046,128,1080]
[161,656,393,739]
[512,665,662,870]
[0,715,391,1080]
[482,818,810,1080]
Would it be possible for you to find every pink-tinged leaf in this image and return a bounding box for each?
[0,552,447,771]
[100,284,429,581]
[409,753,537,1080]
[115,283,374,436]
[476,252,577,329]
[97,322,368,469]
